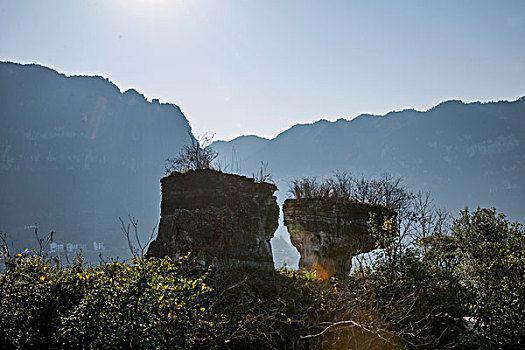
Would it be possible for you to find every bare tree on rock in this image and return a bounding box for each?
[164,132,218,174]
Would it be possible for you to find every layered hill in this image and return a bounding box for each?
[0,62,193,254]
[213,97,525,223]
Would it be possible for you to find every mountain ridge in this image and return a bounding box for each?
[220,97,525,145]
[212,96,525,224]
[0,61,194,256]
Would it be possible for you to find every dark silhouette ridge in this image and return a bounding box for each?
[0,61,194,255]
[213,96,525,223]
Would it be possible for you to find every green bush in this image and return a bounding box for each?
[1,207,523,349]
[0,253,212,349]
[193,264,321,349]
[0,254,79,349]
[0,250,324,349]
[427,208,525,348]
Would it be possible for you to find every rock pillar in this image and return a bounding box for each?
[283,199,395,277]
[147,169,279,269]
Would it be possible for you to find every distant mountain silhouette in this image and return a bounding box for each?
[213,97,525,223]
[2,61,523,267]
[0,62,194,254]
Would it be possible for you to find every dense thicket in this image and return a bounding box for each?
[1,206,523,349]
[0,249,322,349]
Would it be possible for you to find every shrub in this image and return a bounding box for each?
[0,252,211,349]
[164,133,218,174]
[0,250,324,349]
[288,172,412,212]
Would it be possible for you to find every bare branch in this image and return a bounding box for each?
[164,132,218,174]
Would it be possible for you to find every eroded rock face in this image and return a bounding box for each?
[283,199,395,277]
[147,169,279,269]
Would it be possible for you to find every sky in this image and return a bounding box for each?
[1,0,524,141]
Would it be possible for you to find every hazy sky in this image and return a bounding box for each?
[1,0,524,141]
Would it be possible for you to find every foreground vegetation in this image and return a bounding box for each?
[1,205,523,349]
[0,250,320,349]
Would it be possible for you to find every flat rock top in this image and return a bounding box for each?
[161,169,277,211]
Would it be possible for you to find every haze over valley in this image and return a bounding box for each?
[2,2,525,348]
[1,61,523,265]
[0,62,193,258]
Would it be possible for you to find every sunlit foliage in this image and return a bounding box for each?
[0,206,523,349]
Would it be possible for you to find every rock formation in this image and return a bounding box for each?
[283,199,395,277]
[147,169,279,269]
